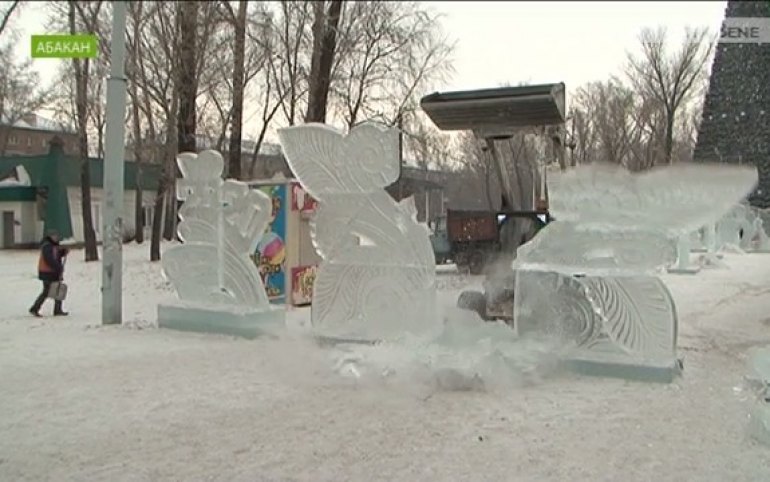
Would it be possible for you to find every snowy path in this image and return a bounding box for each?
[1,244,769,481]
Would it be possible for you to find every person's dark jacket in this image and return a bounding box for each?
[37,236,66,282]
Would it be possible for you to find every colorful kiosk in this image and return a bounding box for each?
[248,176,320,306]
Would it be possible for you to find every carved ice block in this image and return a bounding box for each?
[158,150,286,338]
[667,235,700,275]
[513,162,758,382]
[716,207,744,249]
[741,206,770,253]
[278,122,437,342]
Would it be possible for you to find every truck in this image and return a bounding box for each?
[430,209,550,275]
[420,83,569,324]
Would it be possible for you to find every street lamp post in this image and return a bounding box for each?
[102,1,128,325]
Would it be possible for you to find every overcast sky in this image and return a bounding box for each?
[9,1,727,139]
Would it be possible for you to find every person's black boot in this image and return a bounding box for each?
[53,311,69,316]
[29,308,41,318]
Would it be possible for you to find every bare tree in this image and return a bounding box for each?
[69,0,103,262]
[568,105,597,166]
[572,79,642,166]
[140,1,181,261]
[0,1,20,38]
[177,1,199,154]
[247,16,289,179]
[220,0,248,179]
[136,1,218,259]
[126,1,148,244]
[305,0,343,123]
[330,1,454,129]
[625,95,666,171]
[198,1,268,179]
[271,1,313,126]
[166,1,219,240]
[0,45,52,155]
[453,131,497,211]
[626,27,714,164]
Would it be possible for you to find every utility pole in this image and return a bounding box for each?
[102,1,128,325]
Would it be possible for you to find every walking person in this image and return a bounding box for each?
[29,230,69,317]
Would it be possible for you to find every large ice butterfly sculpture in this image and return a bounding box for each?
[278,122,437,341]
[513,162,758,379]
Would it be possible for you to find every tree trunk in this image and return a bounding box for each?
[163,186,176,240]
[177,1,198,154]
[151,104,178,259]
[304,0,343,123]
[130,8,144,244]
[70,2,98,262]
[134,170,144,243]
[162,109,179,241]
[664,111,675,165]
[150,176,166,261]
[249,122,271,179]
[97,122,104,159]
[227,0,247,180]
[131,109,144,244]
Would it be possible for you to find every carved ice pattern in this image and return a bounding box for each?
[514,163,758,369]
[278,122,436,340]
[161,150,274,308]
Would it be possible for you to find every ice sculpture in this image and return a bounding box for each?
[513,162,758,382]
[667,235,700,274]
[709,204,770,253]
[747,347,770,446]
[753,215,770,252]
[277,122,437,341]
[157,150,285,338]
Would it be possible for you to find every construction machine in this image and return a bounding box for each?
[420,83,569,323]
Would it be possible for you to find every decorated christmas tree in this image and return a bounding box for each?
[693,1,770,206]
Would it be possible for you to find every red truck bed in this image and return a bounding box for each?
[446,210,499,243]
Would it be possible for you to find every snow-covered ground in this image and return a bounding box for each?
[1,243,770,481]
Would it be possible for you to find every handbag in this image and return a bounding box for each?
[47,255,68,301]
[48,281,68,301]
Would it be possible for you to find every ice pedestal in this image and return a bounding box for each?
[158,301,285,339]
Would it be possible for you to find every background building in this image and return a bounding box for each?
[0,138,161,248]
[0,113,79,157]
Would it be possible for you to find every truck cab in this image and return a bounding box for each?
[429,215,451,264]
